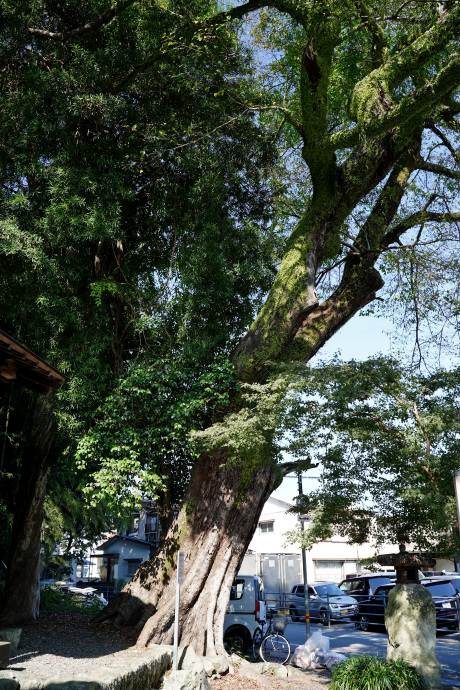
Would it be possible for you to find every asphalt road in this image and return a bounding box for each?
[283,620,460,686]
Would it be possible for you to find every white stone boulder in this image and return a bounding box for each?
[162,662,210,690]
[385,583,441,689]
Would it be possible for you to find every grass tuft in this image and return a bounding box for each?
[330,654,428,690]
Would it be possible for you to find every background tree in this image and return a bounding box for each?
[281,357,460,557]
[0,0,280,623]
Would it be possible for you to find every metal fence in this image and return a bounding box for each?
[264,591,460,631]
[353,592,460,632]
[264,591,347,627]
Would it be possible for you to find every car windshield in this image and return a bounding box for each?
[315,584,344,597]
[369,576,393,592]
[424,581,456,597]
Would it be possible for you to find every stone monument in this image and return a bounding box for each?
[377,545,440,688]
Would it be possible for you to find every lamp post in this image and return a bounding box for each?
[453,472,460,573]
[297,471,311,639]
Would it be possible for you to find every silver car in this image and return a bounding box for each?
[289,581,356,624]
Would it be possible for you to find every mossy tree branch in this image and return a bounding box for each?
[331,52,460,150]
[416,156,460,180]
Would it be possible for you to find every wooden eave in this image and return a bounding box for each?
[0,329,66,395]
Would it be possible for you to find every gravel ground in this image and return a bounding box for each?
[8,612,331,688]
[9,611,139,679]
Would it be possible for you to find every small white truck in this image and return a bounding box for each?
[224,574,266,657]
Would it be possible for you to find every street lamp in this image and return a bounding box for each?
[297,471,311,639]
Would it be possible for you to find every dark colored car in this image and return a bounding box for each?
[289,582,356,624]
[424,575,460,593]
[338,573,396,603]
[354,580,458,631]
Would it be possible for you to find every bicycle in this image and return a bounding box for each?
[255,613,291,664]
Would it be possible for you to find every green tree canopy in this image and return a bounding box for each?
[281,358,460,556]
[0,0,282,575]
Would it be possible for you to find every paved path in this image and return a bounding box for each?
[283,621,460,686]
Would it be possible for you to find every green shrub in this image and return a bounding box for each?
[40,585,104,615]
[330,655,427,690]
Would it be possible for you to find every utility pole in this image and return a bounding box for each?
[297,471,311,639]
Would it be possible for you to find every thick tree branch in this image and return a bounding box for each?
[279,460,318,476]
[428,122,460,166]
[299,20,341,183]
[416,156,460,180]
[331,52,460,150]
[28,0,137,41]
[438,100,460,134]
[360,3,460,100]
[383,208,460,244]
[347,144,419,262]
[351,0,385,69]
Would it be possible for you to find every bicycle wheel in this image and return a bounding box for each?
[259,634,291,664]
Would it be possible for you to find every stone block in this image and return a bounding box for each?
[274,665,288,678]
[285,665,305,677]
[0,672,41,690]
[178,646,203,673]
[162,667,210,690]
[386,583,441,689]
[0,679,19,690]
[13,675,43,690]
[45,673,100,689]
[0,631,21,655]
[0,643,176,690]
[0,643,11,670]
[200,656,228,677]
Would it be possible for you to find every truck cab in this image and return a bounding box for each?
[224,575,266,656]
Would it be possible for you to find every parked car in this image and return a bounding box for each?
[224,575,266,655]
[288,582,357,624]
[422,571,457,577]
[338,573,397,602]
[354,579,458,631]
[423,575,460,594]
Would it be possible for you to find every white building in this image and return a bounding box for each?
[94,534,153,583]
[241,495,456,593]
[240,495,397,593]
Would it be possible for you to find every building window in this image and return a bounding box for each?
[259,521,274,534]
[126,559,143,577]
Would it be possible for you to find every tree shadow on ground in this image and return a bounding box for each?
[8,611,138,669]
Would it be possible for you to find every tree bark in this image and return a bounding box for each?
[96,450,282,655]
[0,395,55,626]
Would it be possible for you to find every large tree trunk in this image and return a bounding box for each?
[94,204,386,654]
[96,451,281,655]
[0,396,55,626]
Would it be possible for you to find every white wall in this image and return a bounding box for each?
[247,496,398,583]
[107,539,150,582]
